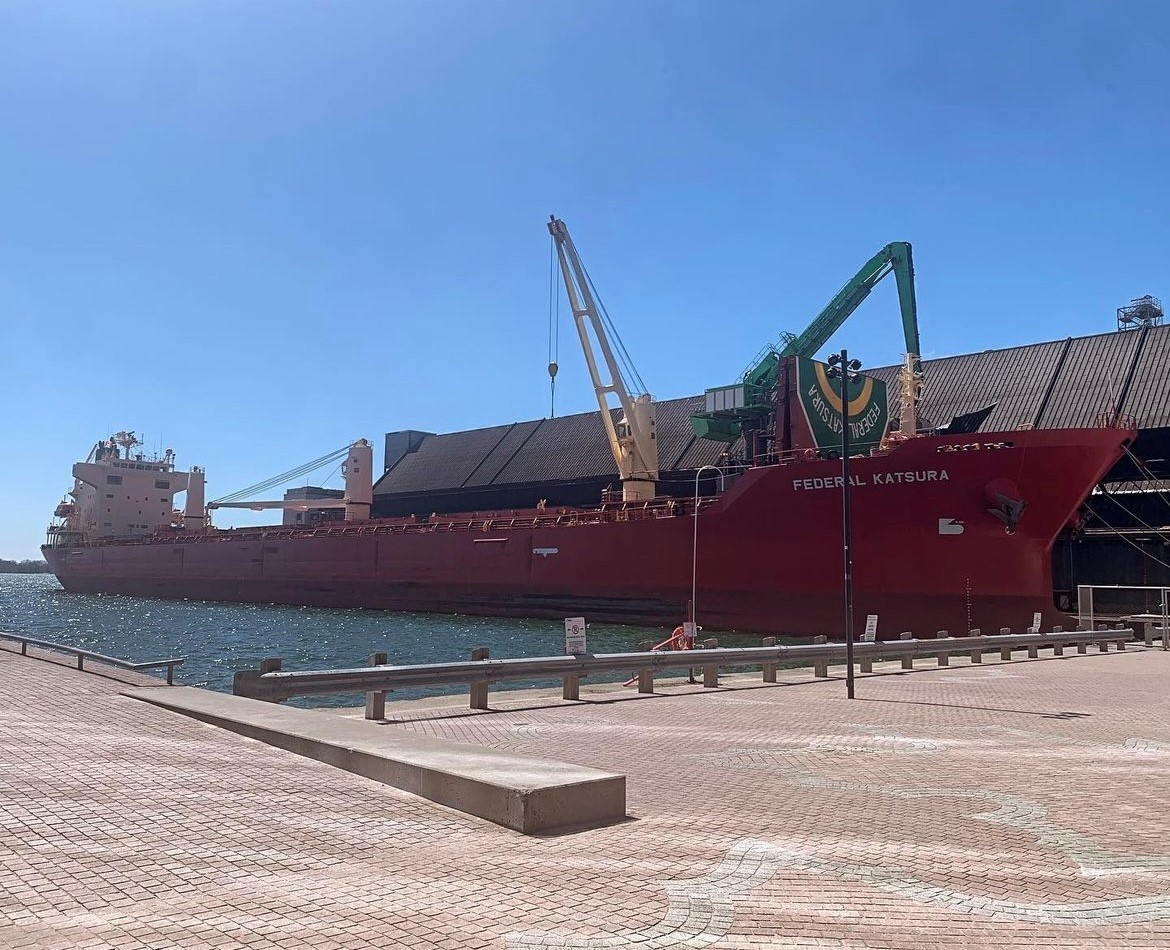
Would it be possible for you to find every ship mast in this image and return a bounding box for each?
[547,216,658,501]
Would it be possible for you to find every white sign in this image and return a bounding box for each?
[1029,611,1042,633]
[682,621,697,642]
[939,518,965,535]
[564,617,587,655]
[862,614,878,643]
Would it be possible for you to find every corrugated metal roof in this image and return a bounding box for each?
[651,395,706,470]
[462,419,544,487]
[1036,330,1144,428]
[378,423,516,493]
[375,326,1170,501]
[1120,324,1170,428]
[493,408,617,484]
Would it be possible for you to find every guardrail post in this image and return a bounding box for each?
[761,637,778,683]
[365,652,388,720]
[1144,623,1155,646]
[1077,638,1088,654]
[1027,640,1039,659]
[1096,638,1109,653]
[813,635,828,677]
[936,631,950,666]
[562,673,580,701]
[1000,640,1013,660]
[20,640,28,656]
[969,629,983,664]
[860,643,872,674]
[232,668,263,699]
[900,632,913,670]
[470,647,490,709]
[1051,633,1064,657]
[253,657,283,703]
[702,638,719,688]
[637,640,655,694]
[1116,634,1127,651]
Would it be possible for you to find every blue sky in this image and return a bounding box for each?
[2,1,1168,559]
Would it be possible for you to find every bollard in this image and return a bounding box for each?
[364,652,388,720]
[702,638,719,688]
[813,635,828,677]
[637,640,655,694]
[1144,623,1155,646]
[936,631,950,666]
[761,637,778,683]
[900,632,913,670]
[562,673,580,701]
[470,647,490,710]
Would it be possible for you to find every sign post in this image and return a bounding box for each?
[564,617,587,655]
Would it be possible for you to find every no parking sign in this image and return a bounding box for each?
[564,617,587,655]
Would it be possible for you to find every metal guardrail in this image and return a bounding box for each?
[234,627,1136,715]
[0,633,185,684]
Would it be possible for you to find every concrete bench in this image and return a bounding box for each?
[125,686,625,835]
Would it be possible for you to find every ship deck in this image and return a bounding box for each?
[3,639,1169,948]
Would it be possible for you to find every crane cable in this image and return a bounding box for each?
[548,235,559,418]
[210,444,352,505]
[579,256,649,398]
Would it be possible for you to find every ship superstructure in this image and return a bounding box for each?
[48,432,205,546]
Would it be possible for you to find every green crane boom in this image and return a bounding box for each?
[691,241,921,443]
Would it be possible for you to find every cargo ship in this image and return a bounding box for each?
[42,423,1133,638]
[40,220,1139,638]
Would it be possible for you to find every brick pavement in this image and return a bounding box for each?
[2,645,1169,949]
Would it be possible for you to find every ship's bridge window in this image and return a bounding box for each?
[106,475,123,485]
[155,480,170,489]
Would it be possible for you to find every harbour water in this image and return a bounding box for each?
[0,574,766,706]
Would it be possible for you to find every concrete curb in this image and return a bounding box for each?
[125,686,625,835]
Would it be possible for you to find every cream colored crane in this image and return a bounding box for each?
[547,216,659,501]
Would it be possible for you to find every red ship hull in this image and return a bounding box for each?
[43,428,1130,638]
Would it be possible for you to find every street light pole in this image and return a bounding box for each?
[828,349,860,700]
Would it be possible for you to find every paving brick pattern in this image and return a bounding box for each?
[2,646,1169,949]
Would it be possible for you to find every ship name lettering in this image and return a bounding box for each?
[793,469,949,491]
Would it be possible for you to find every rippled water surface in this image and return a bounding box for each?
[0,574,765,706]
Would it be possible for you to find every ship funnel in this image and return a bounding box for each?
[185,467,206,531]
[344,439,373,521]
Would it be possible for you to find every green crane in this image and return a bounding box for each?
[690,241,922,444]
